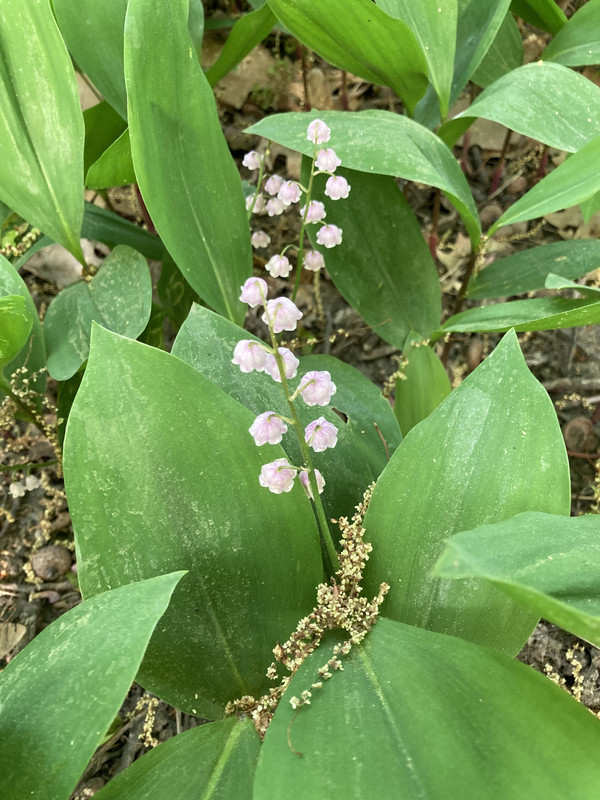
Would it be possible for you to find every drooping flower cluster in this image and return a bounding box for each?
[246,119,349,276]
[233,275,338,497]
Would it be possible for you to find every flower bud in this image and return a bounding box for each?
[307,119,331,145]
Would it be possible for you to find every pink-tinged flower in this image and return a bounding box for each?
[266,197,285,217]
[264,174,285,195]
[299,469,326,499]
[316,148,341,173]
[251,230,271,249]
[259,458,297,494]
[264,347,299,382]
[246,193,266,213]
[242,150,262,170]
[239,277,268,307]
[9,480,26,499]
[249,412,288,446]
[324,175,351,200]
[232,339,268,373]
[316,224,343,248]
[277,181,302,206]
[304,417,338,452]
[301,200,326,223]
[303,250,325,272]
[298,370,337,406]
[307,119,331,145]
[266,254,292,278]
[262,297,303,333]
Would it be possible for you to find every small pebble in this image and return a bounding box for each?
[31,545,72,580]
[506,175,527,195]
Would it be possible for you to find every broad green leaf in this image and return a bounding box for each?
[94,718,259,800]
[44,245,152,380]
[413,0,513,128]
[266,0,428,115]
[86,129,135,190]
[467,239,600,299]
[157,251,200,328]
[394,338,451,436]
[0,295,32,370]
[54,0,205,120]
[63,326,322,717]
[0,0,84,261]
[206,4,277,87]
[375,0,457,118]
[580,189,600,223]
[439,295,600,335]
[472,12,523,88]
[83,102,127,176]
[362,331,569,654]
[435,511,600,650]
[172,305,399,522]
[543,0,600,66]
[138,302,167,349]
[125,0,251,324]
[305,166,441,347]
[0,255,46,404]
[511,0,567,35]
[0,572,183,800]
[544,272,600,298]
[439,62,600,152]
[255,618,600,799]
[81,203,164,261]
[247,110,481,245]
[491,135,600,232]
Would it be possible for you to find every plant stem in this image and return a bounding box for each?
[291,142,318,303]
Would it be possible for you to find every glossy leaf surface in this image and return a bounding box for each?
[511,0,567,34]
[44,245,152,380]
[172,305,400,522]
[95,718,259,800]
[63,326,322,717]
[394,340,450,436]
[306,166,441,347]
[125,0,251,323]
[0,296,32,370]
[542,0,600,66]
[86,129,135,190]
[81,203,164,261]
[436,511,600,649]
[0,573,183,800]
[439,62,600,152]
[255,618,600,799]
[362,331,570,654]
[472,12,523,88]
[248,110,480,244]
[206,4,276,87]
[467,240,600,299]
[0,0,84,260]
[266,0,428,114]
[491,135,600,232]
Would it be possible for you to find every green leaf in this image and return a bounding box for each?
[0,0,84,261]
[472,11,523,88]
[93,718,259,800]
[125,0,251,324]
[63,326,322,717]
[413,0,513,128]
[0,295,32,370]
[375,0,457,118]
[81,203,165,261]
[255,618,600,799]
[172,305,399,522]
[247,110,481,245]
[580,189,600,223]
[439,295,600,335]
[467,239,600,299]
[362,331,570,654]
[83,102,128,176]
[43,245,152,380]
[491,135,600,232]
[439,62,600,152]
[266,0,428,115]
[86,129,135,190]
[0,572,183,800]
[0,255,46,404]
[511,0,567,35]
[542,0,600,66]
[394,338,451,436]
[206,4,277,87]
[305,166,441,347]
[435,511,600,650]
[157,251,200,328]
